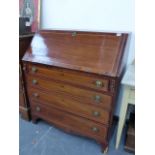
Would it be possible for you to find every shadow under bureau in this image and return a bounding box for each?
[22,30,128,153]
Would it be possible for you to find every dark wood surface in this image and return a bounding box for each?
[26,63,110,92]
[31,102,108,142]
[28,88,111,125]
[19,34,33,120]
[22,30,128,152]
[124,113,135,153]
[26,75,112,110]
[19,34,34,60]
[23,30,128,77]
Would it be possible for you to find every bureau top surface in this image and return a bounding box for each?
[23,30,128,77]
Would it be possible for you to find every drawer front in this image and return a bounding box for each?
[31,102,108,141]
[27,64,109,92]
[28,88,110,125]
[27,76,112,110]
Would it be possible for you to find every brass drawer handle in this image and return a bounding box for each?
[91,127,99,132]
[95,80,103,88]
[32,66,37,73]
[33,93,39,98]
[36,106,41,112]
[94,95,101,103]
[23,66,26,71]
[32,79,38,85]
[92,111,100,117]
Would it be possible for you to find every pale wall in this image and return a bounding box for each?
[40,0,135,116]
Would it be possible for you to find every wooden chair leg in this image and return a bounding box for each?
[115,86,130,149]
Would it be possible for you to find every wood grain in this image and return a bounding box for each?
[22,30,128,151]
[19,34,33,121]
[23,30,128,76]
[26,75,112,110]
[31,102,108,142]
[28,88,111,125]
[26,63,110,92]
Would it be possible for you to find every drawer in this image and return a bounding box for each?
[31,102,108,141]
[28,88,110,125]
[27,76,112,110]
[27,64,109,92]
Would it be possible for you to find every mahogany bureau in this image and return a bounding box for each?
[22,30,128,152]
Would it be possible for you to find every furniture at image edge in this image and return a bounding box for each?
[125,112,135,152]
[115,64,135,149]
[22,30,128,153]
[19,34,33,120]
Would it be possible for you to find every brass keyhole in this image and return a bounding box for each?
[72,32,77,37]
